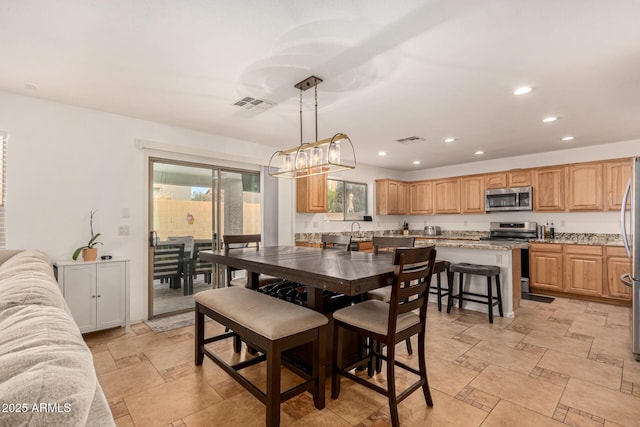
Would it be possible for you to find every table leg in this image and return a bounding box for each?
[306,288,324,312]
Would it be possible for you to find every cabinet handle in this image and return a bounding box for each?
[97,295,102,298]
[91,295,96,298]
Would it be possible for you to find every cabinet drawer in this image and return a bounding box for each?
[564,244,602,256]
[529,243,562,253]
[606,246,629,257]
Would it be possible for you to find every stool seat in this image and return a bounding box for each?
[448,262,503,323]
[449,262,500,276]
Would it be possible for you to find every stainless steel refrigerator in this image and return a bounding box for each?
[621,156,640,361]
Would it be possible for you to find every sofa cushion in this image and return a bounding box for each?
[0,250,68,312]
[0,304,109,426]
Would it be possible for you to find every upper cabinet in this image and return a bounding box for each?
[296,172,327,213]
[410,181,433,215]
[533,166,566,212]
[508,170,532,187]
[433,178,461,214]
[376,179,409,215]
[567,162,603,211]
[460,175,485,214]
[484,173,507,189]
[604,159,632,211]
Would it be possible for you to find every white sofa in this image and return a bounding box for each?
[0,249,114,426]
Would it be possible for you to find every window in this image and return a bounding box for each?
[0,131,5,248]
[326,179,367,221]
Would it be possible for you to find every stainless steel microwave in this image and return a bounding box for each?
[485,186,533,212]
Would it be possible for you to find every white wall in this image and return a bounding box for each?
[0,90,276,322]
[295,139,640,235]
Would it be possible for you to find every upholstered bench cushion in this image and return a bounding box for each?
[195,287,328,340]
[332,300,420,336]
[449,262,500,276]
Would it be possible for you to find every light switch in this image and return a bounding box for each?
[118,226,130,236]
[122,208,130,218]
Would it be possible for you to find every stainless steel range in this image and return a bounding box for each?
[484,221,538,242]
[482,221,537,294]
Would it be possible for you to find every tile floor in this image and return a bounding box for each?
[85,296,640,427]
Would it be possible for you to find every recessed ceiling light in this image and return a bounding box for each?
[513,86,533,95]
[378,151,387,156]
[542,116,558,123]
[444,138,456,143]
[562,136,575,141]
[412,160,421,165]
[474,151,484,155]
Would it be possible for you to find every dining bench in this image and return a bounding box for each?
[194,287,328,427]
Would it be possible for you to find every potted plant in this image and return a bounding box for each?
[72,210,103,261]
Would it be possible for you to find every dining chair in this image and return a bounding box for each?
[331,246,437,427]
[321,234,352,250]
[182,239,213,295]
[153,242,185,290]
[367,236,416,359]
[222,234,279,288]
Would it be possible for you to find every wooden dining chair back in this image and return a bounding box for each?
[331,246,437,427]
[372,236,415,254]
[222,234,278,288]
[321,234,352,250]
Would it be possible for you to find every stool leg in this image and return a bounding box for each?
[266,342,281,427]
[436,272,442,312]
[195,304,204,365]
[446,269,453,314]
[487,276,493,324]
[495,274,504,317]
[458,272,464,309]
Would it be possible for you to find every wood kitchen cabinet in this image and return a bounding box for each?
[433,178,461,214]
[376,179,409,215]
[410,180,433,214]
[508,170,532,187]
[533,166,566,212]
[605,246,632,300]
[604,159,632,211]
[460,175,485,213]
[563,245,603,296]
[484,173,507,189]
[529,243,563,292]
[567,162,603,211]
[296,172,327,213]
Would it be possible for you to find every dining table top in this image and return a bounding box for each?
[199,246,446,311]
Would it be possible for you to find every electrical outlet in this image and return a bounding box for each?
[496,254,503,264]
[122,207,130,218]
[118,226,130,236]
[312,221,319,228]
[560,220,566,227]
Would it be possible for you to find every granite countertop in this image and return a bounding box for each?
[414,239,529,250]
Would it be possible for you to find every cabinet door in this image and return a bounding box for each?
[397,182,409,214]
[97,262,126,329]
[63,264,97,332]
[433,178,461,214]
[530,249,563,291]
[484,173,507,189]
[508,170,532,187]
[296,173,327,213]
[461,176,485,214]
[604,159,632,211]
[410,181,433,214]
[567,163,603,211]
[606,255,632,299]
[534,167,566,211]
[564,253,603,296]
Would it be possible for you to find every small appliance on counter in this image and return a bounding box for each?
[424,225,441,236]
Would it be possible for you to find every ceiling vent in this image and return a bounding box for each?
[233,96,276,112]
[395,136,424,144]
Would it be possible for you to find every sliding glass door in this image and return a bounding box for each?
[148,159,261,318]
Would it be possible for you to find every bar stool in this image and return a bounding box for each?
[448,262,503,323]
[430,260,452,313]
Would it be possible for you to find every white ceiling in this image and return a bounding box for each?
[1,0,640,171]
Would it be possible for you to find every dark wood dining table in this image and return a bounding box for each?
[199,245,445,311]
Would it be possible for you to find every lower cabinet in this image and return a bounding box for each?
[55,259,130,333]
[530,243,631,302]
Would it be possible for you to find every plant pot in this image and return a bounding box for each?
[82,247,98,262]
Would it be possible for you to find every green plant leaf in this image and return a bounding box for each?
[72,246,86,260]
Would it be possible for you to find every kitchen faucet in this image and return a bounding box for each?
[350,221,361,236]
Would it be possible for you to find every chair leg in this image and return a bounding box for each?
[405,338,413,355]
[375,341,383,374]
[194,304,204,366]
[417,330,433,406]
[487,276,494,324]
[312,326,326,409]
[233,334,242,353]
[367,337,375,378]
[495,274,504,317]
[386,341,400,427]
[266,342,281,427]
[331,322,341,399]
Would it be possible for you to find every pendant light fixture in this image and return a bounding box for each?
[268,76,356,178]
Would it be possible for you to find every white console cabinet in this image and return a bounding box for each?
[55,258,130,333]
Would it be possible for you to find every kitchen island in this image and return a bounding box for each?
[414,238,528,317]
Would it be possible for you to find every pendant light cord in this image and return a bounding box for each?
[299,89,303,146]
[315,84,318,142]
